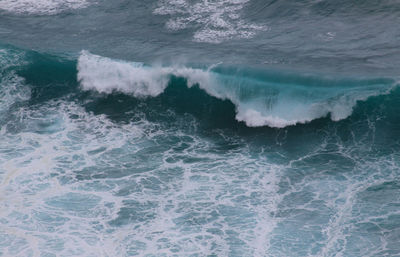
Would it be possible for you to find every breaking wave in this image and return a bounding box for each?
[77,51,397,128]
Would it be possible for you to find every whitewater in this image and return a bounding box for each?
[1,0,400,256]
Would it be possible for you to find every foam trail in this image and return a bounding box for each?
[77,51,396,128]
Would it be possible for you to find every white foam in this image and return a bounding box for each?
[77,51,213,98]
[0,97,285,256]
[154,0,267,43]
[77,51,170,97]
[0,101,146,256]
[235,108,299,128]
[0,0,89,15]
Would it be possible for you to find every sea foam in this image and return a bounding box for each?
[153,0,267,43]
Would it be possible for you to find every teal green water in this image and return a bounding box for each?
[0,1,400,256]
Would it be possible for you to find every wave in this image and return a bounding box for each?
[77,51,397,128]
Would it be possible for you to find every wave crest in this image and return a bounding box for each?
[77,51,214,98]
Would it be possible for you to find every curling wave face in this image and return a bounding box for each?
[78,51,397,128]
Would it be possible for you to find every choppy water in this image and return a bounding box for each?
[0,1,400,256]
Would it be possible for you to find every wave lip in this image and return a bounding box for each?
[77,51,396,128]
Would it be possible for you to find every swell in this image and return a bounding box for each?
[2,46,399,129]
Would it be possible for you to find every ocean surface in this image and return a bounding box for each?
[0,0,400,256]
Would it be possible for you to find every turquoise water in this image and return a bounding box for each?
[0,1,400,256]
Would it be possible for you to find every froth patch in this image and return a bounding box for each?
[0,0,89,15]
[154,0,267,43]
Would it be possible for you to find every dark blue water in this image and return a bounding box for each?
[0,1,399,256]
